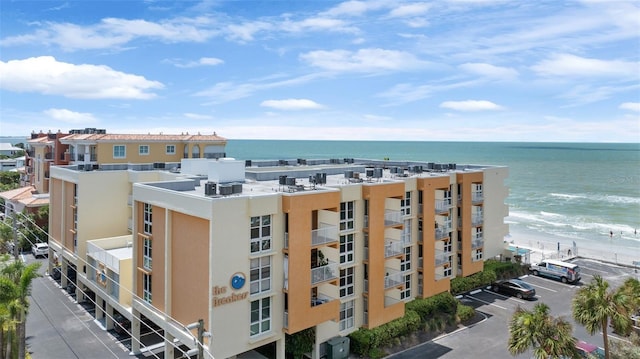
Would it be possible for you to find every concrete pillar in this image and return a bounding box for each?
[164,332,175,359]
[105,304,114,330]
[130,308,142,355]
[277,337,286,359]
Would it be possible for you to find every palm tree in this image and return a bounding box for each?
[1,259,41,359]
[508,302,578,359]
[572,275,634,359]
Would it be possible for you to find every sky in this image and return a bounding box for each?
[0,0,639,142]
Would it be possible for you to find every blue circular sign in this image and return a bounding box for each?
[230,272,246,290]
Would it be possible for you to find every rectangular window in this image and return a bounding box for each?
[143,238,152,270]
[113,145,126,159]
[250,297,271,336]
[401,191,411,216]
[339,267,355,298]
[139,145,149,155]
[250,256,271,295]
[340,201,355,231]
[475,249,483,261]
[401,274,411,299]
[250,215,271,253]
[339,233,354,264]
[339,300,355,331]
[143,203,152,234]
[143,273,152,303]
[166,145,176,155]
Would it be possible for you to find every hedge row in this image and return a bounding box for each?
[349,309,421,357]
[450,259,528,295]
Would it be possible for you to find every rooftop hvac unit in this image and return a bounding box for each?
[205,182,217,196]
[286,177,296,186]
[315,172,326,184]
[219,184,233,195]
[373,168,383,178]
[279,175,288,185]
[365,168,374,177]
[232,183,243,194]
[344,170,354,178]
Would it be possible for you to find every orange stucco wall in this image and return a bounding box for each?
[170,211,210,330]
[48,178,63,247]
[362,182,405,328]
[63,181,75,251]
[282,191,340,333]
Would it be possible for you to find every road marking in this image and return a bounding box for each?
[523,282,557,292]
[466,294,508,310]
[580,265,608,274]
[483,289,525,303]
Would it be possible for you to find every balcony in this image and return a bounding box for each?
[44,152,53,160]
[472,192,484,204]
[418,257,424,269]
[284,232,289,249]
[311,224,338,246]
[311,293,335,307]
[435,199,451,214]
[435,228,449,240]
[472,237,484,250]
[384,241,403,258]
[472,214,483,226]
[311,261,338,285]
[385,296,401,307]
[384,210,402,226]
[401,232,411,246]
[284,311,288,329]
[435,249,450,267]
[384,268,403,289]
[435,271,451,280]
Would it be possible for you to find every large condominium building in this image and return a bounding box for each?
[48,142,508,358]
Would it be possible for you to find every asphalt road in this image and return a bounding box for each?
[24,254,133,359]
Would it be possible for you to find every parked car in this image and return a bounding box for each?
[529,259,581,283]
[113,313,131,335]
[32,242,49,258]
[575,340,605,359]
[491,279,536,299]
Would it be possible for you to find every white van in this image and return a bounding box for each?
[529,259,581,283]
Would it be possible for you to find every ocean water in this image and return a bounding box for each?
[226,140,640,256]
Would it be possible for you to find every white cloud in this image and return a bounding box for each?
[388,3,431,18]
[280,17,358,34]
[0,56,164,99]
[322,1,389,17]
[531,54,638,78]
[184,113,214,120]
[168,57,224,68]
[619,102,640,112]
[43,108,98,124]
[440,100,504,111]
[260,99,325,110]
[300,48,431,73]
[459,62,518,80]
[226,21,273,42]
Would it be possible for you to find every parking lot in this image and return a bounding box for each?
[391,257,640,359]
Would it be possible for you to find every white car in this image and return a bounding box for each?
[32,242,49,258]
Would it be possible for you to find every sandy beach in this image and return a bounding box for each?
[505,226,640,268]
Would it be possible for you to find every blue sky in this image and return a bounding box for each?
[1,0,639,142]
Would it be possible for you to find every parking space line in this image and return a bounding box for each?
[523,281,558,292]
[483,289,525,304]
[466,295,508,310]
[580,265,608,274]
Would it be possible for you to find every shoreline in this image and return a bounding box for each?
[505,225,639,267]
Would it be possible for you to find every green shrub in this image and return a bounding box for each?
[457,304,475,322]
[450,269,497,295]
[406,292,458,321]
[349,309,422,356]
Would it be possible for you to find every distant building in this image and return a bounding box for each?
[47,140,509,359]
[0,142,24,157]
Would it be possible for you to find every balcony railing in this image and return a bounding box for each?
[384,296,401,307]
[401,232,411,246]
[472,237,484,250]
[284,232,289,249]
[418,203,423,214]
[384,241,403,258]
[364,215,369,228]
[435,199,451,214]
[435,249,450,266]
[364,279,368,293]
[384,268,403,289]
[384,210,402,226]
[435,228,449,240]
[311,224,338,246]
[284,311,288,329]
[418,257,424,268]
[435,271,451,280]
[472,192,484,204]
[472,214,483,226]
[311,293,335,307]
[311,261,338,285]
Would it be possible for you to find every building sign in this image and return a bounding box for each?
[212,272,248,307]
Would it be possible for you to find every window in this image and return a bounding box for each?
[339,300,355,331]
[143,203,152,234]
[401,274,411,299]
[139,145,149,155]
[401,246,411,272]
[340,267,354,298]
[401,191,411,216]
[250,256,271,295]
[339,233,354,264]
[113,145,126,159]
[475,249,483,261]
[250,297,271,336]
[143,273,152,303]
[166,145,176,155]
[250,215,271,253]
[340,201,355,231]
[143,238,152,270]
